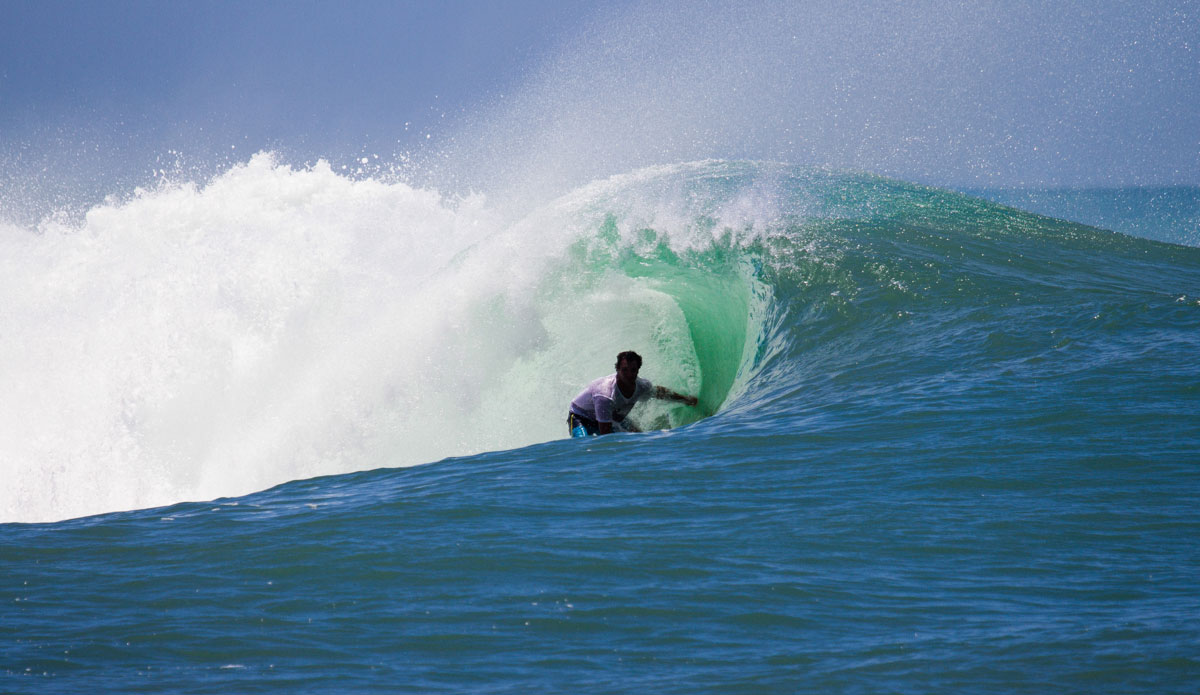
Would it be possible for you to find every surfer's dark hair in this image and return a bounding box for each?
[615,350,643,370]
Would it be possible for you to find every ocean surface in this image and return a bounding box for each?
[3,159,1199,693]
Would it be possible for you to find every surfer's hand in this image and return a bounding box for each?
[684,395,698,406]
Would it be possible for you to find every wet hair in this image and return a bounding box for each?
[615,350,643,370]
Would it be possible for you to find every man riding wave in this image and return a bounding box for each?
[568,350,698,436]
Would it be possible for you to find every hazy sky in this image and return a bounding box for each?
[1,0,1197,208]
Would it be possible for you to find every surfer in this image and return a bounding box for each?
[568,350,698,436]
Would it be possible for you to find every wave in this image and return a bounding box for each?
[4,156,1199,523]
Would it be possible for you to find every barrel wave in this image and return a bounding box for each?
[4,157,1200,523]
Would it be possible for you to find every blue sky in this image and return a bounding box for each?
[1,0,1198,209]
[1,1,591,144]
[1,0,600,202]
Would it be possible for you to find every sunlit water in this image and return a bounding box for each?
[3,160,1199,693]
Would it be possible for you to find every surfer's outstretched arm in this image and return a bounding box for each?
[654,385,698,407]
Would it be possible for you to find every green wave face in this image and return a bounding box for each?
[527,160,1200,434]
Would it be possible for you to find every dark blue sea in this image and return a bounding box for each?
[3,160,1199,693]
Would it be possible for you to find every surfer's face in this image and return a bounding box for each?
[616,360,639,385]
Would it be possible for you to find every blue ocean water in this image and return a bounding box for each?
[3,160,1200,693]
[963,186,1200,248]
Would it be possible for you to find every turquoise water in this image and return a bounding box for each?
[3,161,1200,692]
